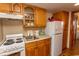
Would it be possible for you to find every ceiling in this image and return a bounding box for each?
[28,3,79,13]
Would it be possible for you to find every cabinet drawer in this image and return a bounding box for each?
[26,42,36,48]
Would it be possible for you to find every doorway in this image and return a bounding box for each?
[69,12,79,49]
[74,12,79,48]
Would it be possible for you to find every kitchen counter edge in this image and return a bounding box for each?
[25,36,51,43]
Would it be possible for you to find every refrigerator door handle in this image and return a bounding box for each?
[55,33,62,35]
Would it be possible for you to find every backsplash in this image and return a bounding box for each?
[0,19,46,45]
[23,28,45,37]
[2,19,23,34]
[23,28,45,41]
[0,19,23,45]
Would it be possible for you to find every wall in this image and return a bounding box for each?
[46,12,53,20]
[75,13,79,32]
[67,12,71,48]
[45,12,53,34]
[76,32,79,39]
[0,19,3,44]
[0,19,23,45]
[74,13,79,40]
[2,19,23,40]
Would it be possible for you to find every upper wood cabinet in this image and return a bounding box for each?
[11,3,23,15]
[0,3,47,28]
[22,4,47,28]
[22,4,35,15]
[0,3,23,15]
[22,4,35,27]
[0,3,10,13]
[35,8,46,27]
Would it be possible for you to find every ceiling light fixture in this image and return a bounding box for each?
[74,3,79,6]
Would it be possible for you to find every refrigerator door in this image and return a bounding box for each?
[55,21,64,34]
[51,34,63,56]
[46,22,55,36]
[46,21,64,35]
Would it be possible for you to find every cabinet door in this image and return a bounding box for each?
[37,44,45,56]
[22,4,35,27]
[44,39,51,56]
[0,3,10,13]
[44,44,51,56]
[26,46,36,56]
[25,38,51,56]
[37,39,51,56]
[35,8,46,27]
[25,41,37,56]
[36,40,45,56]
[11,3,23,15]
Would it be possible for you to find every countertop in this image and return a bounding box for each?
[25,35,51,43]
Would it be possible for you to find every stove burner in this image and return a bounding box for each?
[4,41,15,45]
[16,40,23,43]
[16,38,22,40]
[3,39,15,45]
[16,38,23,43]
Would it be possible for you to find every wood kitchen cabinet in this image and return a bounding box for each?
[0,3,10,13]
[22,4,35,27]
[25,42,38,56]
[22,4,47,28]
[53,11,69,50]
[36,39,45,56]
[25,38,51,56]
[44,39,51,56]
[11,3,23,15]
[26,46,36,56]
[35,8,46,27]
[0,3,23,14]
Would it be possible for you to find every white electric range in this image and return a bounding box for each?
[0,34,25,56]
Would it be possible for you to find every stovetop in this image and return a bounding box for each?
[3,39,14,45]
[0,34,25,55]
[3,38,24,46]
[2,34,24,46]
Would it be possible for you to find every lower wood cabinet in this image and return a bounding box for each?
[37,44,45,56]
[25,38,51,56]
[26,46,36,56]
[44,43,51,56]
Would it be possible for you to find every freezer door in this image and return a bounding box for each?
[54,21,64,34]
[46,22,55,35]
[46,21,64,36]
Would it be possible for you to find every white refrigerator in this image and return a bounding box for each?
[45,21,64,56]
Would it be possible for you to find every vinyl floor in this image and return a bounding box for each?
[61,39,79,56]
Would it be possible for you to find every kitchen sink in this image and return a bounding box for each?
[24,36,39,41]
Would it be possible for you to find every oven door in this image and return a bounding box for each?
[9,52,20,56]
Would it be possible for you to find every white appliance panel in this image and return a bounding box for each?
[46,22,56,36]
[55,21,63,34]
[46,21,63,35]
[0,34,25,56]
[51,34,62,56]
